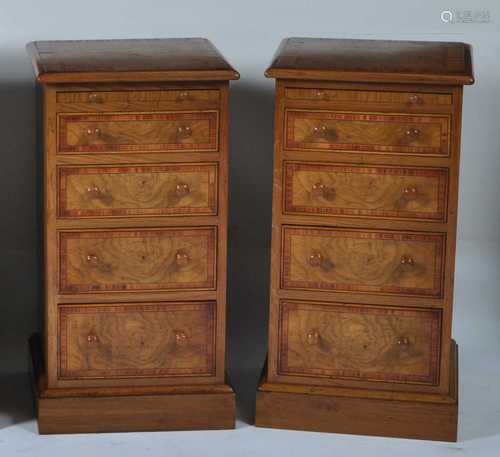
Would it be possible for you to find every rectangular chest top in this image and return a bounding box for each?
[27,38,240,83]
[265,37,473,85]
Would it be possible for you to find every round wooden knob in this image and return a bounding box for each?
[308,251,323,267]
[86,127,101,136]
[86,254,99,264]
[177,126,192,135]
[402,187,418,198]
[400,255,415,266]
[409,94,422,104]
[175,250,190,267]
[306,330,320,345]
[174,331,188,344]
[311,182,326,198]
[312,125,328,136]
[175,183,190,197]
[86,185,101,197]
[397,336,410,346]
[88,93,99,103]
[87,334,99,344]
[405,127,420,138]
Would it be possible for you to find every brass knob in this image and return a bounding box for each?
[409,94,422,104]
[315,90,325,98]
[175,183,190,197]
[87,334,99,344]
[174,330,188,344]
[400,255,415,266]
[178,91,189,99]
[312,125,328,136]
[88,93,100,103]
[402,186,418,198]
[308,251,323,267]
[86,127,101,136]
[397,336,410,346]
[175,250,190,267]
[405,127,420,138]
[86,185,101,197]
[306,330,320,345]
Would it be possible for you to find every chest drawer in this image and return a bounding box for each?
[285,87,452,110]
[59,227,216,294]
[285,110,450,156]
[283,162,448,221]
[278,300,441,385]
[58,163,218,218]
[56,89,220,111]
[281,226,445,298]
[58,301,216,380]
[57,111,219,154]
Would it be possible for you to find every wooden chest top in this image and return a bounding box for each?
[265,37,473,85]
[27,38,240,83]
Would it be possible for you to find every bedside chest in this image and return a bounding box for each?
[27,38,239,434]
[255,38,474,441]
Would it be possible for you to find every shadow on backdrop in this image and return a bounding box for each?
[0,80,40,376]
[226,82,274,425]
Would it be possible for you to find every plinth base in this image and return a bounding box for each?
[256,340,458,442]
[29,334,235,434]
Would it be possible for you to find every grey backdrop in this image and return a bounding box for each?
[1,1,500,455]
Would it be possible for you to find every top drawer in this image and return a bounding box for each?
[285,87,452,112]
[56,89,220,112]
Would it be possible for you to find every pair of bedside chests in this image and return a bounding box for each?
[27,38,474,441]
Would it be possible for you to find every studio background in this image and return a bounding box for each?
[0,1,499,456]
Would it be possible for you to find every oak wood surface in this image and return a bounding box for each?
[58,227,216,294]
[27,38,240,83]
[58,302,216,380]
[278,300,441,385]
[283,161,448,221]
[285,109,450,156]
[57,111,219,154]
[266,38,473,85]
[281,226,445,297]
[58,163,217,218]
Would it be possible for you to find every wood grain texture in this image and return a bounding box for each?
[285,87,452,107]
[57,111,219,154]
[256,340,458,441]
[281,226,445,297]
[59,227,216,294]
[265,38,473,85]
[58,302,216,380]
[261,39,472,440]
[56,88,220,111]
[58,163,218,218]
[27,38,240,83]
[283,161,448,221]
[278,300,441,385]
[285,110,450,156]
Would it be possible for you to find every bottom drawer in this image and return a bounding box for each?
[58,301,216,380]
[278,300,441,385]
